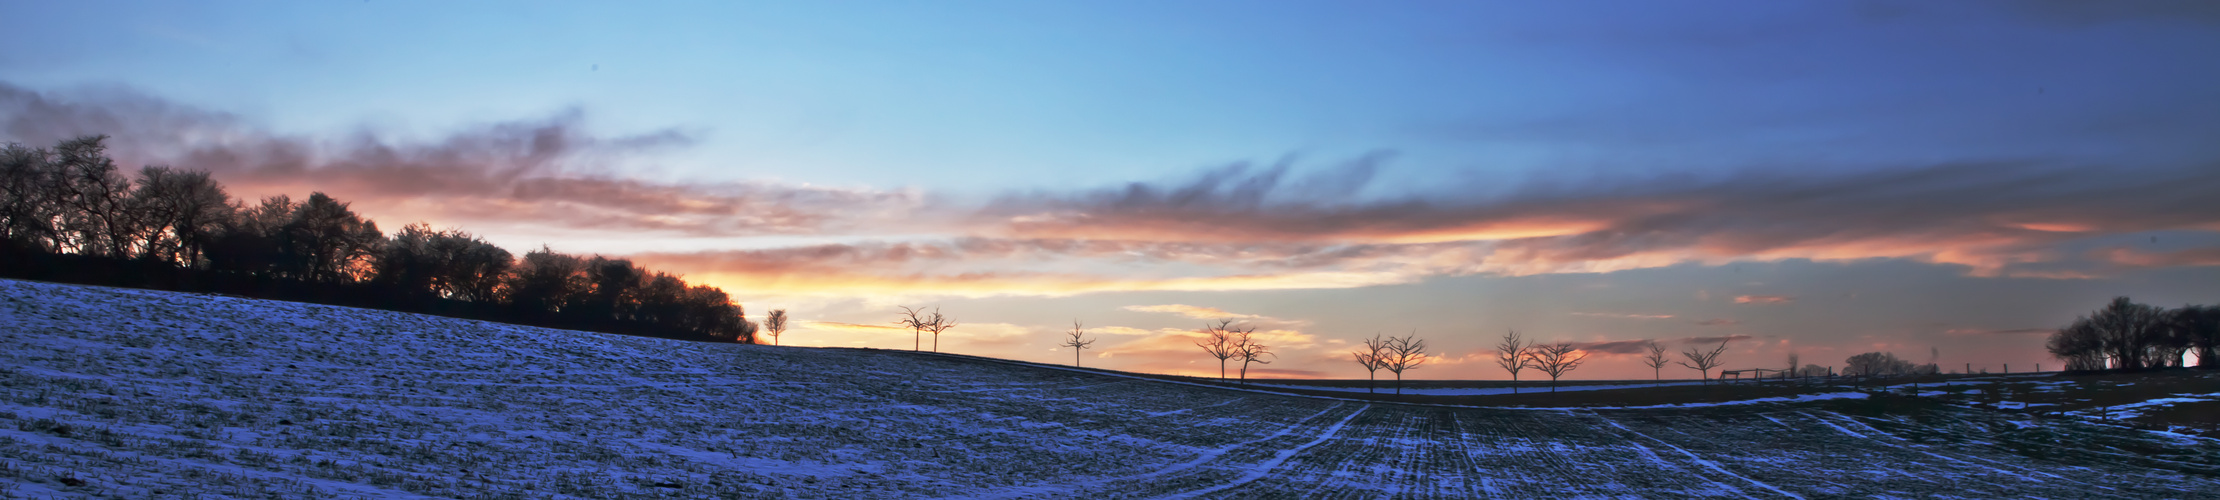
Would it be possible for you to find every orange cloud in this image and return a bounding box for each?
[1122,304,1261,320]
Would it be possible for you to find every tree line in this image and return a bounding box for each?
[2046,297,2218,371]
[1040,297,2212,398]
[1,135,758,343]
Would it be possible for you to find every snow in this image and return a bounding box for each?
[1,278,2216,498]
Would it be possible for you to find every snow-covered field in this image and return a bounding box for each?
[2,279,2216,499]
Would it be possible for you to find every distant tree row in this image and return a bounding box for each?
[2047,297,2218,371]
[1,135,756,343]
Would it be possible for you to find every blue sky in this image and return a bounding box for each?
[5,1,2218,378]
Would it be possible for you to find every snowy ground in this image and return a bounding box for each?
[2,279,2216,499]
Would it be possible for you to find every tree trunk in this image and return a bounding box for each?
[1395,371,1403,395]
[1510,373,1519,394]
[1239,359,1249,383]
[1367,372,1376,394]
[1075,349,1081,367]
[1219,359,1227,381]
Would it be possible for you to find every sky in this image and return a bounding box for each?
[4,0,2219,380]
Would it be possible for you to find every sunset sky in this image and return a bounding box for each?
[5,1,2218,380]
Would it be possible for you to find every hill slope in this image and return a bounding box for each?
[1,278,2215,499]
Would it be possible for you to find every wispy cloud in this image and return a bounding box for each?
[1678,334,1755,345]
[1692,318,1744,326]
[1121,304,1261,320]
[1571,312,1677,320]
[1565,339,1658,355]
[11,80,2220,303]
[1944,327,2053,336]
[0,83,922,237]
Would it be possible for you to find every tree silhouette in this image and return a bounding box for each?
[1234,328,1274,384]
[1843,352,1915,377]
[1383,332,1428,395]
[923,308,956,353]
[2173,304,2219,368]
[1352,334,1389,394]
[1676,339,1732,384]
[51,136,137,258]
[1060,321,1096,367]
[130,166,232,266]
[2091,297,2166,369]
[1,142,65,252]
[765,309,788,346]
[2047,318,2105,371]
[2,135,760,345]
[286,193,383,282]
[896,306,929,351]
[1640,340,1669,381]
[1194,320,1246,380]
[1495,330,1533,394]
[1528,342,1588,393]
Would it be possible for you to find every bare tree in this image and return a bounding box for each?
[1495,330,1533,394]
[1786,351,1800,380]
[1640,340,1669,382]
[896,306,928,351]
[1353,334,1389,394]
[51,136,141,258]
[2048,318,2106,371]
[1528,342,1589,393]
[765,309,788,346]
[923,308,957,352]
[2174,304,2220,368]
[1383,332,1429,395]
[1844,352,1916,377]
[1234,329,1274,383]
[1194,320,1246,380]
[1677,339,1732,384]
[130,166,233,266]
[1060,320,1096,367]
[2091,297,2166,369]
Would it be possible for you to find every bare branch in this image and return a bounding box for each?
[1675,338,1733,383]
[1060,320,1096,367]
[1529,342,1590,392]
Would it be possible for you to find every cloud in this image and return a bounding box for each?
[801,320,906,332]
[1733,295,1794,305]
[1692,318,1743,326]
[1944,327,2053,336]
[1565,339,1658,355]
[1122,304,1260,320]
[1571,312,1676,320]
[1090,326,1174,337]
[2099,247,2220,269]
[1678,335,1755,345]
[980,157,2220,280]
[13,80,2220,302]
[0,83,921,237]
